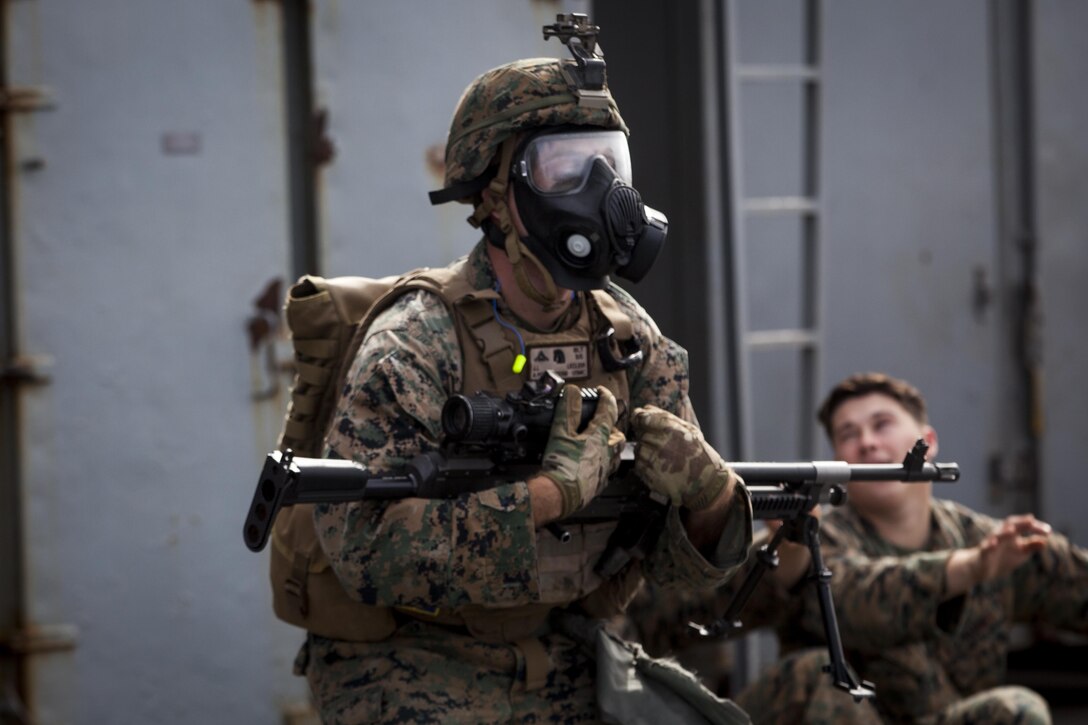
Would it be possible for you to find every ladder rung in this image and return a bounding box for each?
[745,329,819,349]
[741,196,818,215]
[736,64,819,82]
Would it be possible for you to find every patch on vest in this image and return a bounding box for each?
[527,344,590,381]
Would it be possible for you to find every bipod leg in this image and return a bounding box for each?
[799,514,875,702]
[688,522,790,639]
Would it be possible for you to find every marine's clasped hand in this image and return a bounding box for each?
[631,405,735,511]
[538,386,736,518]
[540,384,626,518]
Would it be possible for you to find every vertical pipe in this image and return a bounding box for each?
[0,0,29,718]
[721,0,753,461]
[281,0,320,278]
[699,0,732,457]
[800,0,822,457]
[988,0,1041,514]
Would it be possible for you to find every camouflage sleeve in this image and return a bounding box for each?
[315,290,542,611]
[608,285,752,588]
[1012,530,1088,631]
[642,485,753,589]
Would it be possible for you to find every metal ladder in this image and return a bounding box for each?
[723,0,823,462]
[719,0,824,688]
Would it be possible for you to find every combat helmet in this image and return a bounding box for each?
[431,56,628,205]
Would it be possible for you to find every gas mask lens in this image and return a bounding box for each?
[519,130,632,195]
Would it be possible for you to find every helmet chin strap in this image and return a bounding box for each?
[469,138,565,309]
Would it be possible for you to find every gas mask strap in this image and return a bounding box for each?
[480,137,564,308]
[507,237,564,309]
[467,138,518,229]
[467,196,495,230]
[471,138,516,228]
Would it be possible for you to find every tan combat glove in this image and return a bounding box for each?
[540,384,626,518]
[631,405,736,511]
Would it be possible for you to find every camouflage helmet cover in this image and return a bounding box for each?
[442,57,629,194]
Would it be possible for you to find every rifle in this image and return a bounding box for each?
[242,373,959,701]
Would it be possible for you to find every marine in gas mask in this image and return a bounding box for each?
[429,26,667,310]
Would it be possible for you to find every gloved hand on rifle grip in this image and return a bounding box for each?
[540,384,626,518]
[631,405,737,511]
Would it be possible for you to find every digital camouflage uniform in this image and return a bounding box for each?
[298,241,753,724]
[628,497,1088,724]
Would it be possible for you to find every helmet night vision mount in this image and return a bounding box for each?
[543,13,609,109]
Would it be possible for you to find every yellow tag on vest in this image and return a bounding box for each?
[527,344,591,380]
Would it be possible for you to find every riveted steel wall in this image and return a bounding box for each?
[4,1,296,722]
[2,2,591,723]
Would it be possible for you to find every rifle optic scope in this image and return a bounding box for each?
[442,385,598,445]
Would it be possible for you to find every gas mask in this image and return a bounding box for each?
[506,128,667,290]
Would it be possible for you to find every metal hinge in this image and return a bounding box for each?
[0,86,54,114]
[0,624,79,655]
[0,355,53,387]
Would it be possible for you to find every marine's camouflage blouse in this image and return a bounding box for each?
[315,240,751,616]
[627,494,1087,721]
[784,498,1088,721]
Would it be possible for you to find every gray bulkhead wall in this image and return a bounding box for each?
[820,0,1088,539]
[818,1,1004,515]
[5,2,304,723]
[1033,0,1088,541]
